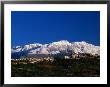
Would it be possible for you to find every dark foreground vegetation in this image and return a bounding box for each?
[11,58,100,77]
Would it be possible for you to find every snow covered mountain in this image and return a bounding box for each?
[11,40,100,58]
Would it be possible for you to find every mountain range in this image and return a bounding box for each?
[11,40,100,59]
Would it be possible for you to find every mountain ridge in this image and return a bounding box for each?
[11,40,100,58]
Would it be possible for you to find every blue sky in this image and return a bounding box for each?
[11,11,100,46]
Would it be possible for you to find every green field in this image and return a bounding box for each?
[11,58,100,77]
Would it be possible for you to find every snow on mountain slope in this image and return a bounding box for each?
[11,46,22,53]
[12,43,42,53]
[71,41,99,55]
[11,40,100,55]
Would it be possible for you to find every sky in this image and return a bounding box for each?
[11,11,100,47]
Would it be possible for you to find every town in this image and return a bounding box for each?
[11,53,100,65]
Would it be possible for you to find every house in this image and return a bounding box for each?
[64,56,70,59]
